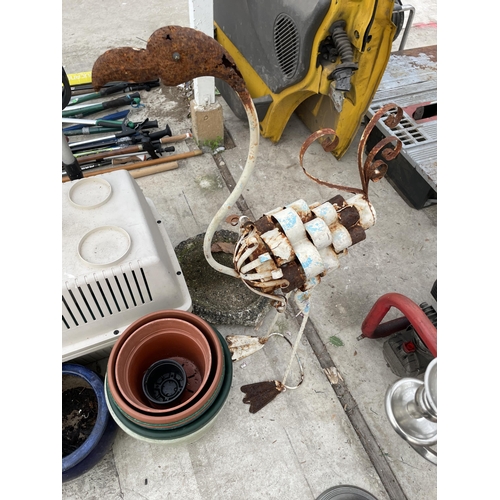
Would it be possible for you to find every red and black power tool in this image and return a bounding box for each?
[358,281,437,377]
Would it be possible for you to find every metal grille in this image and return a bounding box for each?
[274,14,299,78]
[62,264,153,330]
[370,104,431,147]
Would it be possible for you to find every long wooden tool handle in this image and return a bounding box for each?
[75,132,193,164]
[62,160,180,182]
[129,162,179,178]
[122,148,202,167]
[62,149,202,182]
[160,132,193,144]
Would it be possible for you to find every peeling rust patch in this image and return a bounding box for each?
[261,228,295,266]
[328,195,347,210]
[280,261,306,294]
[226,334,270,361]
[338,206,360,229]
[348,225,366,245]
[92,25,250,101]
[253,215,277,234]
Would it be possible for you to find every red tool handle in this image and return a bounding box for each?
[361,292,437,357]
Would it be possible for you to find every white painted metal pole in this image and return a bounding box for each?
[188,0,216,106]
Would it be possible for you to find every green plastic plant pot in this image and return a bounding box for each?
[105,381,227,445]
[104,327,232,442]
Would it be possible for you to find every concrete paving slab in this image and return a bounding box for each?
[62,1,438,499]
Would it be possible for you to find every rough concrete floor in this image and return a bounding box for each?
[60,1,441,499]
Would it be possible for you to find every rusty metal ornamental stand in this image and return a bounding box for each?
[91,26,403,413]
[232,103,402,412]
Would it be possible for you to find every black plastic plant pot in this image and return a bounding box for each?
[62,363,118,483]
[142,359,187,407]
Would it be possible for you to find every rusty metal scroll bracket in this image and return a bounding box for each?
[298,103,404,202]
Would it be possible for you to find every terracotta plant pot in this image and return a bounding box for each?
[104,326,233,444]
[115,318,212,413]
[109,356,225,430]
[106,310,225,430]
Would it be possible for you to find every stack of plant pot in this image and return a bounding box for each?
[105,310,232,444]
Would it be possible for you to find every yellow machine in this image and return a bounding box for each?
[214,0,401,159]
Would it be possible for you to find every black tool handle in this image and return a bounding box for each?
[130,81,160,91]
[140,120,158,129]
[69,122,166,153]
[62,67,72,110]
[100,82,129,96]
[147,125,172,141]
[101,92,141,110]
[136,119,159,130]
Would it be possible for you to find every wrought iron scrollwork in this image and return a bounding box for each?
[299,103,403,201]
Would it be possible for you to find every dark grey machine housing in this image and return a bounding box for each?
[214,0,331,121]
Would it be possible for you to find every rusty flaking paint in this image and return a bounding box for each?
[253,215,276,234]
[338,206,360,228]
[234,221,305,294]
[348,225,366,245]
[280,262,306,293]
[328,194,347,210]
[92,25,251,103]
[357,103,403,198]
[298,104,404,202]
[225,334,273,361]
[234,190,381,298]
[287,203,314,224]
[261,228,295,266]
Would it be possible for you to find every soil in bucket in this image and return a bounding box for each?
[62,387,98,457]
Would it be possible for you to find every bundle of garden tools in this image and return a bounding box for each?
[62,67,201,182]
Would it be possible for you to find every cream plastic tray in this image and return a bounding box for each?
[62,170,192,362]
